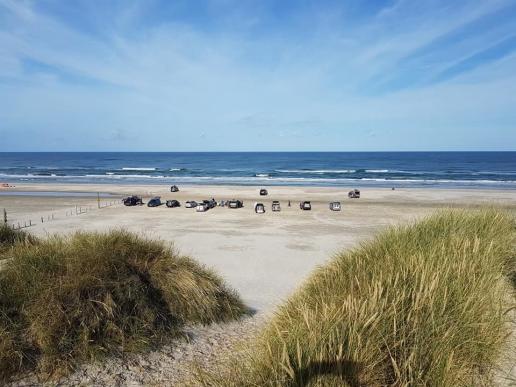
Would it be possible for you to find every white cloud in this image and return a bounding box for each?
[0,0,515,150]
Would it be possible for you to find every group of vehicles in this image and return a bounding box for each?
[145,197,181,208]
[123,195,235,212]
[252,200,341,213]
[122,186,360,214]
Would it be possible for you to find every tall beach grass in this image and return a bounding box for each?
[0,227,246,381]
[0,225,36,251]
[197,209,516,386]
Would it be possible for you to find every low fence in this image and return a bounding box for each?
[3,199,123,231]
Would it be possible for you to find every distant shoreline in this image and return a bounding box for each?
[2,181,516,191]
[2,183,516,202]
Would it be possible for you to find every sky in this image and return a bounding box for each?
[0,0,515,151]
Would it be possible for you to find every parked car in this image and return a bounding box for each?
[147,197,162,207]
[329,201,341,211]
[196,202,209,212]
[300,201,311,210]
[254,202,266,213]
[272,201,281,212]
[123,195,143,206]
[348,189,360,198]
[166,199,180,208]
[170,185,179,192]
[228,199,243,208]
[185,200,197,208]
[202,199,217,209]
[259,189,268,196]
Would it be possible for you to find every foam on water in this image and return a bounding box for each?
[0,152,515,189]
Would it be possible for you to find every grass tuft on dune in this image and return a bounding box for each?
[0,226,246,381]
[0,224,37,251]
[196,209,516,386]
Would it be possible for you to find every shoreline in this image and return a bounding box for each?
[3,181,516,193]
[2,179,516,191]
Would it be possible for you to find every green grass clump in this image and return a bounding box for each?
[0,224,37,251]
[0,230,246,381]
[197,210,515,386]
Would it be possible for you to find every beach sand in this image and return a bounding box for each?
[2,183,516,312]
[2,183,515,385]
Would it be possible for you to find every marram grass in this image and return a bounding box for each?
[195,209,516,386]
[0,224,37,251]
[0,227,246,381]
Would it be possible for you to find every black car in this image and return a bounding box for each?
[259,189,268,196]
[227,199,243,209]
[300,201,311,210]
[203,198,217,209]
[348,189,360,198]
[123,195,143,206]
[170,185,179,192]
[254,202,265,213]
[147,197,162,207]
[166,200,180,208]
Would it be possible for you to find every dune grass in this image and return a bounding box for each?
[196,209,516,386]
[0,228,246,381]
[0,224,37,251]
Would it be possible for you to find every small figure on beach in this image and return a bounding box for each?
[288,200,291,207]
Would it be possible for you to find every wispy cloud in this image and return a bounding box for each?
[0,0,515,151]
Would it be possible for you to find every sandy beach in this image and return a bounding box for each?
[2,183,516,385]
[2,183,516,313]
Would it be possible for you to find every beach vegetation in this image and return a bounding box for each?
[196,209,516,386]
[0,229,246,381]
[0,224,37,251]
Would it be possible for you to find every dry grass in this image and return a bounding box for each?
[196,209,516,386]
[0,228,246,381]
[0,224,37,251]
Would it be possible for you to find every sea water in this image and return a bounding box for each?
[0,152,515,189]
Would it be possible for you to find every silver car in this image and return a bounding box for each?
[329,202,341,211]
[185,201,198,208]
[196,202,209,212]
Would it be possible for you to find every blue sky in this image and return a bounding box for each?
[0,0,515,151]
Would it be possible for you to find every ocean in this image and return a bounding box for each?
[0,152,515,189]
